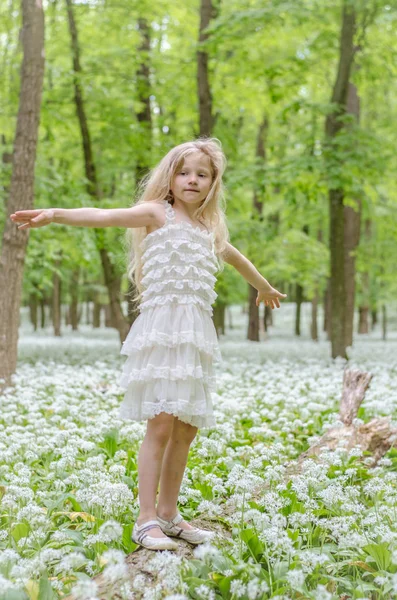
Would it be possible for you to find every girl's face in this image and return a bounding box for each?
[170,152,213,206]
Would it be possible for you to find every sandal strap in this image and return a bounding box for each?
[136,519,160,530]
[136,520,162,543]
[170,512,183,526]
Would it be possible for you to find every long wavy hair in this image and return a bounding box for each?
[125,137,229,306]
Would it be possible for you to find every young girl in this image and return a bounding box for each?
[11,138,287,551]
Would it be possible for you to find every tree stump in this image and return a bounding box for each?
[288,368,397,475]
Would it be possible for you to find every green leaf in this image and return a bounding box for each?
[11,523,29,543]
[363,543,392,571]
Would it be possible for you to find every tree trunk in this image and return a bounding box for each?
[264,305,272,332]
[247,284,260,341]
[295,283,303,337]
[382,304,386,341]
[358,306,369,334]
[93,301,101,328]
[66,0,128,343]
[371,308,377,329]
[84,300,89,325]
[358,218,371,334]
[248,116,268,341]
[105,304,116,328]
[40,298,46,328]
[52,256,62,337]
[325,3,357,359]
[344,82,361,348]
[29,293,38,331]
[213,302,225,336]
[0,0,45,388]
[126,16,153,326]
[323,279,331,340]
[70,268,80,330]
[311,230,322,341]
[311,289,319,341]
[197,0,215,136]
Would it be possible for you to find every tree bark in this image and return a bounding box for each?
[323,279,331,340]
[197,0,215,136]
[295,284,303,337]
[311,289,319,341]
[382,304,386,341]
[69,268,80,330]
[247,284,259,341]
[344,82,361,348]
[65,0,129,342]
[248,116,268,341]
[29,293,38,331]
[311,229,323,341]
[0,0,45,387]
[52,256,62,337]
[127,16,153,327]
[93,301,101,328]
[371,307,377,329]
[40,298,46,328]
[325,3,357,359]
[358,218,371,334]
[264,305,272,332]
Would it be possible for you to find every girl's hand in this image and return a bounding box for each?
[10,209,55,230]
[256,285,287,309]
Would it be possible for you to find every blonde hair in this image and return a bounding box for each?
[125,137,229,306]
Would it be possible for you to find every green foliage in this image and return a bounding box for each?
[1,0,397,318]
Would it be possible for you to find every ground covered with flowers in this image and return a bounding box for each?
[1,303,397,600]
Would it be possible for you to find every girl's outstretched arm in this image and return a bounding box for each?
[220,242,287,309]
[10,202,161,230]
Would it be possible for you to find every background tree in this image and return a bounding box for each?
[0,0,45,387]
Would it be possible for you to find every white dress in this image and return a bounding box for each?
[118,199,222,429]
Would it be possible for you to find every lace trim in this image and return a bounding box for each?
[121,331,222,361]
[141,264,217,287]
[139,293,214,314]
[142,251,217,276]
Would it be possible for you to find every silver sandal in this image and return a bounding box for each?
[157,511,216,545]
[132,519,179,551]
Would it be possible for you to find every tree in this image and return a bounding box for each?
[65,0,129,342]
[325,2,358,359]
[0,0,45,387]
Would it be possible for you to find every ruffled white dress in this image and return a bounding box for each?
[118,199,222,429]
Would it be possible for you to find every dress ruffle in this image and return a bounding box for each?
[141,263,217,287]
[121,303,222,363]
[118,199,222,429]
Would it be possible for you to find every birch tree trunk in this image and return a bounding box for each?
[0,0,45,387]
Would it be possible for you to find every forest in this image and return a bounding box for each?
[0,0,397,599]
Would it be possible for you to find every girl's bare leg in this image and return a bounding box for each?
[136,412,174,538]
[156,416,198,530]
